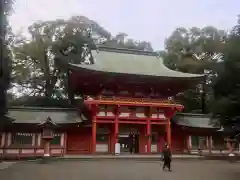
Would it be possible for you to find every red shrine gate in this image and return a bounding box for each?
[66,46,204,154]
[66,96,184,154]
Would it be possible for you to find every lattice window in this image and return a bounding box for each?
[12,133,33,145]
[50,134,61,145]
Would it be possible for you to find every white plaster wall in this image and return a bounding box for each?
[7,133,11,146]
[61,133,64,147]
[151,144,157,152]
[37,133,41,146]
[96,144,108,152]
[97,112,105,116]
[21,149,34,154]
[36,149,44,154]
[51,149,62,154]
[6,149,18,154]
[1,133,5,147]
[32,134,36,146]
[189,136,192,149]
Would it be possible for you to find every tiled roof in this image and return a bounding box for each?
[173,113,220,129]
[7,107,84,124]
[68,47,205,79]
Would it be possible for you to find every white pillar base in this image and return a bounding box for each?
[44,154,50,157]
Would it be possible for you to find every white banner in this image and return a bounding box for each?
[115,143,120,154]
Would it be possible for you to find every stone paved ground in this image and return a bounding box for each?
[0,162,16,170]
[0,160,239,180]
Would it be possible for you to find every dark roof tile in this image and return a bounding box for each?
[173,113,220,129]
[68,49,205,79]
[7,107,83,124]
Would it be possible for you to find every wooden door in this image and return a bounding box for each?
[67,130,91,154]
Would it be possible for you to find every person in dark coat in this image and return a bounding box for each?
[162,144,172,171]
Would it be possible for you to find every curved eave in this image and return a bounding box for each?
[175,123,218,129]
[217,127,240,135]
[68,63,206,81]
[0,115,15,127]
[173,113,220,129]
[7,107,83,124]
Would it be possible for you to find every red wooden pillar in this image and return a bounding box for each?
[113,105,119,153]
[186,135,190,150]
[108,126,113,153]
[114,118,119,151]
[114,123,119,153]
[166,119,171,149]
[92,105,97,153]
[157,131,164,153]
[139,126,145,153]
[185,135,191,153]
[164,109,175,150]
[92,121,97,153]
[147,121,151,153]
[109,127,115,153]
[227,139,233,154]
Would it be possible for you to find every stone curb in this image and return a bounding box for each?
[2,155,240,162]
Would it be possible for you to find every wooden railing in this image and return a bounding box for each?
[0,147,65,160]
[186,148,240,156]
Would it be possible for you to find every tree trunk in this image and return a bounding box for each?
[43,48,52,98]
[0,0,7,115]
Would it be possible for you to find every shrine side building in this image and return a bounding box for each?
[0,47,236,158]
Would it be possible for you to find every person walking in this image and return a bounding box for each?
[162,144,172,171]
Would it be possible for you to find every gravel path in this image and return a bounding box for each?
[0,160,239,180]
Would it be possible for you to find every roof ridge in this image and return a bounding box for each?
[97,46,158,56]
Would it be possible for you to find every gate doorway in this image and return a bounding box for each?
[118,133,140,154]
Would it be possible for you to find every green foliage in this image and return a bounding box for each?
[212,17,240,126]
[0,0,14,114]
[9,96,73,108]
[12,17,98,100]
[162,26,225,113]
[10,15,154,106]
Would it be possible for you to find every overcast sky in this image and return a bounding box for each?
[9,0,240,50]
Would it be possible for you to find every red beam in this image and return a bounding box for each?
[96,120,145,124]
[85,100,183,109]
[96,116,167,121]
[95,120,166,125]
[150,122,167,125]
[119,121,146,124]
[91,105,97,153]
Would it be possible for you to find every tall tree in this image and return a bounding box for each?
[12,16,110,103]
[212,16,240,127]
[10,15,155,107]
[164,26,225,72]
[0,0,13,114]
[104,32,153,51]
[162,26,226,113]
